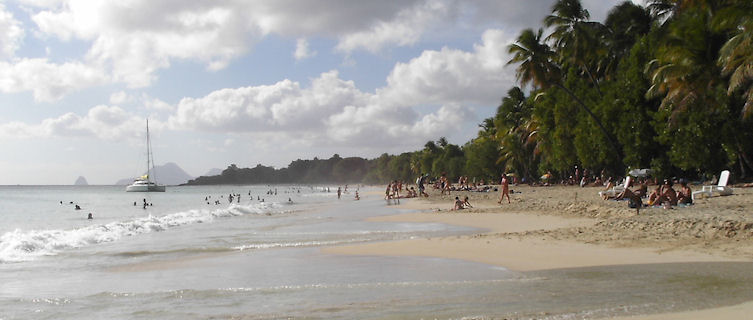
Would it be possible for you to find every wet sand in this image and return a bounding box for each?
[324,184,753,318]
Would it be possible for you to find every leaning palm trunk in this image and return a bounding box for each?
[555,83,624,160]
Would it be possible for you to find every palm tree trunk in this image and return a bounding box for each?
[555,83,624,160]
[581,63,602,97]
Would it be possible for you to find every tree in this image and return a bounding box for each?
[600,2,653,79]
[545,0,605,93]
[507,28,624,161]
[717,2,753,118]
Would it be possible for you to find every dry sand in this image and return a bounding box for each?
[324,184,753,319]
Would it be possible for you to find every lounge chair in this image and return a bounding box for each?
[692,170,733,201]
[599,176,631,198]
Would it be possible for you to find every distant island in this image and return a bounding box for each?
[74,176,88,186]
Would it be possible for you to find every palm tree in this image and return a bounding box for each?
[717,2,753,118]
[507,28,624,160]
[544,0,606,94]
[600,2,653,79]
[645,4,728,117]
[494,87,540,180]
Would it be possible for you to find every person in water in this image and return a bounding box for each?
[75,204,81,210]
[87,213,93,220]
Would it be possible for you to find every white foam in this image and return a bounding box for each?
[0,202,281,263]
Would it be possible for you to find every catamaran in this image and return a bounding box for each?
[126,119,166,192]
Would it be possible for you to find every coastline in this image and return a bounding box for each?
[323,184,753,318]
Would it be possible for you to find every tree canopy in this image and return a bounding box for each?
[188,0,753,186]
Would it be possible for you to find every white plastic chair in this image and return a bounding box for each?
[599,176,631,198]
[692,170,733,201]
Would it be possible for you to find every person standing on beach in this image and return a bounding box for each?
[337,187,342,199]
[498,173,510,204]
[417,174,429,197]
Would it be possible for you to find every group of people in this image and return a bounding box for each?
[384,180,419,200]
[452,196,472,210]
[607,178,693,209]
[337,186,359,200]
[434,173,493,194]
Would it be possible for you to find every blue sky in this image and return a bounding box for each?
[0,0,633,184]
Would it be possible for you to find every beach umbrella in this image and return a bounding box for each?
[628,168,651,178]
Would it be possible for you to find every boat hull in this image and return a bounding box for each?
[125,184,166,192]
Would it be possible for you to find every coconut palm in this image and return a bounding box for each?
[544,0,606,94]
[494,87,540,180]
[600,2,653,79]
[645,4,728,117]
[507,28,623,160]
[717,2,753,118]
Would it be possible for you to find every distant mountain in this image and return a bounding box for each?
[74,176,88,186]
[115,162,194,186]
[203,168,223,176]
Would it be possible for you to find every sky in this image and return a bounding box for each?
[0,0,636,185]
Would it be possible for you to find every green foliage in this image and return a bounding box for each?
[188,1,753,186]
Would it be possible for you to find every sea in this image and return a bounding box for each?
[1,185,753,319]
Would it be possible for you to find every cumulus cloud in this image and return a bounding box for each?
[0,105,145,140]
[1,0,631,101]
[167,63,479,149]
[0,3,24,59]
[335,0,451,54]
[380,29,516,107]
[293,38,316,60]
[0,58,108,102]
[109,90,129,105]
[169,70,366,133]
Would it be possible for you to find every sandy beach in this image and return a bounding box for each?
[324,184,753,318]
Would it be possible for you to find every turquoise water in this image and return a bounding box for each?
[1,185,752,319]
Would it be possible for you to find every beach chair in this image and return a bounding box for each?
[692,170,733,201]
[599,176,631,198]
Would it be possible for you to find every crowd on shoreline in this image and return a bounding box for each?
[378,165,744,213]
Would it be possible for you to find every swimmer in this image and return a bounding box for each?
[87,213,93,220]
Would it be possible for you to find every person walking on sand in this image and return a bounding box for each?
[498,173,510,204]
[337,187,342,199]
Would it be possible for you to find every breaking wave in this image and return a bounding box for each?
[0,202,281,263]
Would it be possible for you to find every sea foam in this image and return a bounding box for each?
[0,202,280,263]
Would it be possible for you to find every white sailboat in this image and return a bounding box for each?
[126,119,166,192]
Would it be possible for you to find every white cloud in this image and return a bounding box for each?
[143,95,173,112]
[109,90,129,105]
[0,105,145,140]
[294,38,315,61]
[0,58,108,102]
[168,70,366,133]
[381,29,516,107]
[168,65,480,149]
[0,3,24,59]
[335,0,451,54]
[28,0,260,88]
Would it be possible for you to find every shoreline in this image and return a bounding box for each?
[323,184,753,318]
[325,201,744,272]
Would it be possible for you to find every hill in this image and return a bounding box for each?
[74,176,88,186]
[115,162,194,186]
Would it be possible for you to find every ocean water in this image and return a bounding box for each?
[1,185,752,319]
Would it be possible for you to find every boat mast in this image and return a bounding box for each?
[146,119,151,181]
[147,119,160,184]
